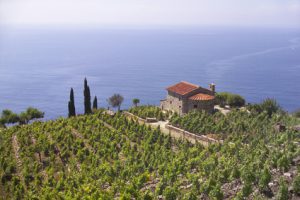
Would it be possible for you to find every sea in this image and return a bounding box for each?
[0,26,299,119]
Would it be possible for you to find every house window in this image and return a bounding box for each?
[194,105,198,108]
[170,101,172,104]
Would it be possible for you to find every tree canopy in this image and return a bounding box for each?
[0,107,44,126]
[132,98,140,107]
[215,92,245,107]
[108,94,124,111]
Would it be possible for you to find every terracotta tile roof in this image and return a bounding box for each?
[166,81,199,95]
[189,93,215,101]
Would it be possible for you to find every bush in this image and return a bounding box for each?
[258,166,271,190]
[293,174,300,195]
[163,186,178,200]
[248,98,282,117]
[293,109,300,118]
[215,92,245,107]
[277,179,289,200]
[209,184,223,200]
[227,95,245,107]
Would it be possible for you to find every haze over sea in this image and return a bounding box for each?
[0,27,299,119]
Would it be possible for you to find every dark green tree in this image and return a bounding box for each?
[68,88,76,117]
[93,96,98,110]
[84,78,92,114]
[1,109,19,125]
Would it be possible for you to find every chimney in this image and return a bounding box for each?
[209,83,216,94]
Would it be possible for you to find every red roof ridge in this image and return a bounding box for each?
[166,81,199,95]
[180,81,199,88]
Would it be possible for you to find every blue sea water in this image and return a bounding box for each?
[0,27,299,119]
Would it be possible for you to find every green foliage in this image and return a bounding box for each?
[163,186,178,200]
[241,182,252,198]
[108,94,124,111]
[293,109,300,118]
[19,107,44,124]
[132,98,140,107]
[215,92,245,107]
[68,88,76,117]
[0,108,44,125]
[1,109,19,124]
[293,174,300,195]
[128,106,169,121]
[258,166,271,190]
[248,98,282,117]
[277,179,289,200]
[277,155,290,172]
[84,78,92,114]
[209,184,223,200]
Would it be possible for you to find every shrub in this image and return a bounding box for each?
[293,109,300,118]
[163,186,178,200]
[248,98,282,117]
[258,166,271,190]
[209,184,223,200]
[277,179,289,200]
[227,94,245,107]
[260,98,282,117]
[241,182,252,197]
[293,174,300,195]
[215,92,245,107]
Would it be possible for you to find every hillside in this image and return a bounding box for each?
[1,110,300,199]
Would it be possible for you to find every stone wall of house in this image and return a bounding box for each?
[186,99,215,113]
[160,91,184,115]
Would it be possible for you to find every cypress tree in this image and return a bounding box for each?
[84,78,92,114]
[93,96,98,110]
[68,88,76,117]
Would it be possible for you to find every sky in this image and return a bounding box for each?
[0,0,300,28]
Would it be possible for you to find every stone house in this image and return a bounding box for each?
[160,81,215,115]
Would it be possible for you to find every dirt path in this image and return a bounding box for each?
[71,128,96,153]
[30,134,48,179]
[11,135,27,191]
[46,133,67,167]
[148,120,198,144]
[47,132,81,172]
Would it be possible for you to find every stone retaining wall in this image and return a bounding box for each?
[123,111,223,145]
[123,111,147,124]
[165,124,223,145]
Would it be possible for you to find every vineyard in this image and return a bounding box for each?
[1,110,300,199]
[169,110,296,139]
